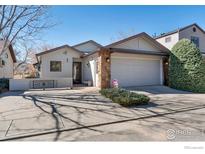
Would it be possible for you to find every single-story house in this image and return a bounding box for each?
[35,32,169,89]
[0,41,17,78]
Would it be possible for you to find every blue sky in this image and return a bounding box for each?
[42,5,205,46]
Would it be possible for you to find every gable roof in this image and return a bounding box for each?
[36,44,84,57]
[72,40,102,48]
[0,41,16,63]
[154,23,205,39]
[105,32,170,53]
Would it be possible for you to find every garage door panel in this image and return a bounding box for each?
[111,57,161,87]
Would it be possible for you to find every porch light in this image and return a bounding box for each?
[86,62,90,67]
[106,57,110,63]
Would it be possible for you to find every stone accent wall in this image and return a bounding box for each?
[98,48,111,89]
[163,57,169,86]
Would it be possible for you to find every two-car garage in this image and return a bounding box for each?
[106,33,169,88]
[110,53,163,87]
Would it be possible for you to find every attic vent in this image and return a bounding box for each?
[193,27,196,32]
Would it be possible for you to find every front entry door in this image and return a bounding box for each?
[73,62,82,84]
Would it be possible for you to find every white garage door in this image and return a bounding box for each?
[111,57,161,87]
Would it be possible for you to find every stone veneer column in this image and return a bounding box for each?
[98,48,111,89]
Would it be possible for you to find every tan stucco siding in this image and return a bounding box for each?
[40,47,81,78]
[156,32,179,50]
[74,42,100,53]
[179,25,205,53]
[0,49,14,78]
[112,37,160,52]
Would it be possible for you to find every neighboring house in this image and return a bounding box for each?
[155,23,205,56]
[0,41,16,78]
[36,33,169,89]
[14,63,36,79]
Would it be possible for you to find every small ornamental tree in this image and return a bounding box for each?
[169,39,205,93]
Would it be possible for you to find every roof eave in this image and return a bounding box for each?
[36,45,84,57]
[105,32,145,48]
[72,40,103,48]
[105,32,170,53]
[155,23,205,39]
[154,31,179,39]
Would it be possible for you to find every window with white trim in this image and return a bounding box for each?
[191,36,199,48]
[50,61,62,72]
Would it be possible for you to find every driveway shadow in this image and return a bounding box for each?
[1,87,205,141]
[129,102,158,109]
[22,93,107,141]
[125,85,192,94]
[0,91,25,98]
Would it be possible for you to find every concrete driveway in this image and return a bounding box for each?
[0,86,205,141]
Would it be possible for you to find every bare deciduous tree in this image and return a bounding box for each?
[14,43,54,78]
[0,5,54,58]
[14,42,36,70]
[15,42,54,70]
[36,43,54,53]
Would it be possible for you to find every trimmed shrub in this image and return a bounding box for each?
[169,39,205,93]
[99,88,127,99]
[99,88,150,107]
